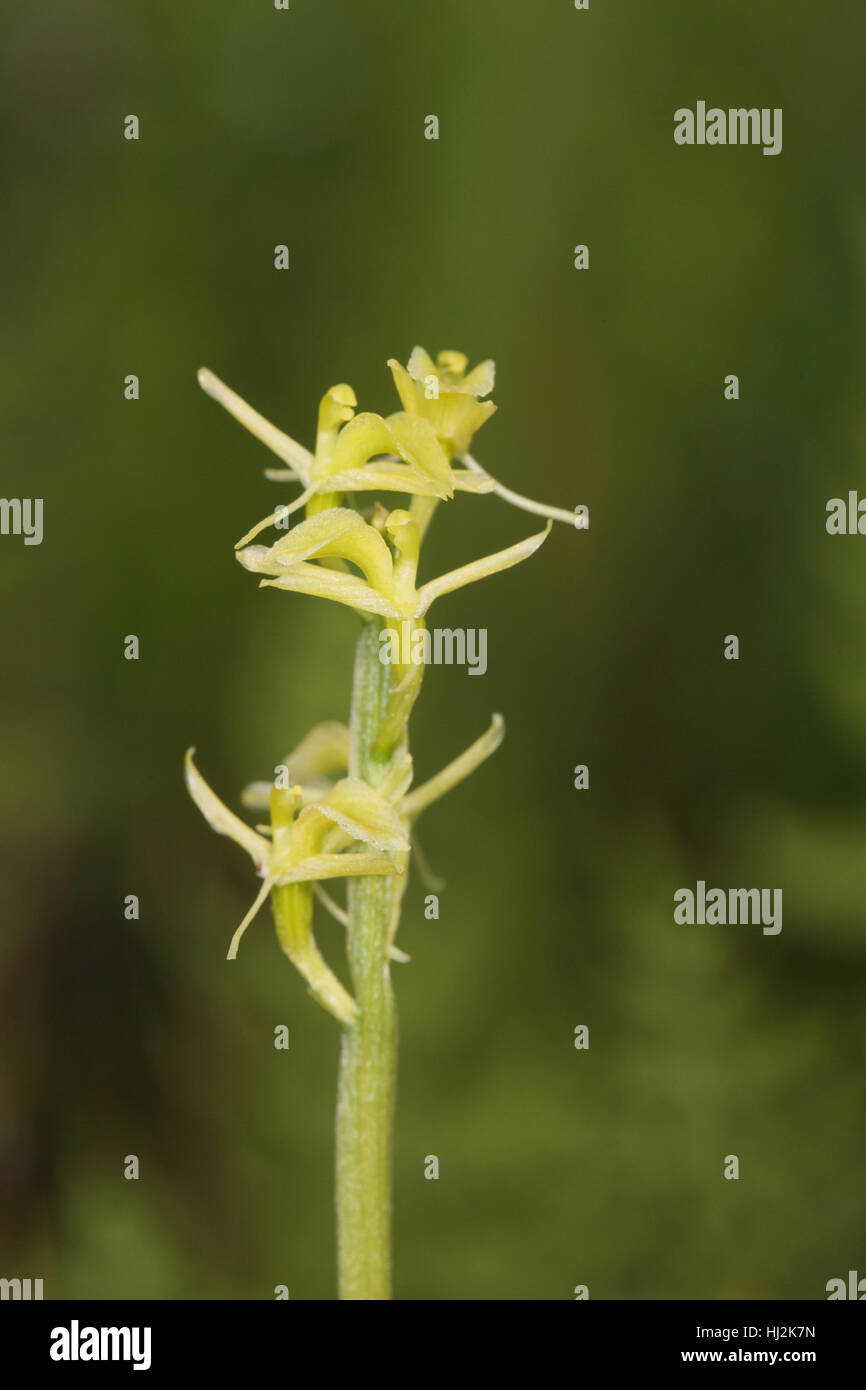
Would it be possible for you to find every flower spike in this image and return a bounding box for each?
[191,345,569,1021]
[189,342,573,1300]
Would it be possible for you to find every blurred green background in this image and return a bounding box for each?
[1,0,865,1300]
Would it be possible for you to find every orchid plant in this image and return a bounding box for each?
[187,347,573,1298]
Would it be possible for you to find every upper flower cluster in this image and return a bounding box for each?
[198,346,576,529]
[197,350,496,529]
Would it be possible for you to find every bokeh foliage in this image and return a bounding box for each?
[1,0,864,1298]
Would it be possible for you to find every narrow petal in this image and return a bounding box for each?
[411,832,446,892]
[460,359,496,397]
[257,563,402,618]
[197,369,313,480]
[387,358,420,414]
[185,749,271,869]
[276,852,403,883]
[451,471,496,494]
[313,881,409,962]
[226,875,275,960]
[406,346,438,382]
[234,489,315,548]
[312,881,349,927]
[461,453,578,527]
[377,751,414,804]
[402,714,505,819]
[319,465,448,499]
[241,777,334,811]
[239,781,273,811]
[413,522,552,616]
[282,721,350,782]
[240,723,347,813]
[409,495,441,543]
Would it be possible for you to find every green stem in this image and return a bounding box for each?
[335,619,401,1299]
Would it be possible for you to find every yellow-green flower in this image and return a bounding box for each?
[236,504,551,620]
[197,368,494,533]
[185,743,409,1024]
[186,711,506,1021]
[388,348,496,458]
[238,714,507,962]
